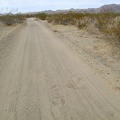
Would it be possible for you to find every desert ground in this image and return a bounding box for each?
[0,18,120,120]
[48,22,120,91]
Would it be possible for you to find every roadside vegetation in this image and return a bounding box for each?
[36,13,47,20]
[37,12,120,42]
[0,13,25,26]
[0,11,119,42]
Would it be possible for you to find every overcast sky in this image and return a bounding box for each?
[0,0,120,13]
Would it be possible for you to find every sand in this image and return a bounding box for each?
[0,18,120,120]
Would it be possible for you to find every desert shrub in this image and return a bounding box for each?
[46,16,53,23]
[0,14,16,25]
[95,13,109,32]
[39,12,120,41]
[95,13,118,32]
[115,21,120,40]
[45,13,99,27]
[15,14,26,23]
[46,12,86,25]
[77,20,87,29]
[105,20,120,41]
[36,13,47,20]
[0,13,25,26]
[77,16,94,29]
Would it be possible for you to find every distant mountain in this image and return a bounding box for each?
[96,4,120,13]
[40,4,120,14]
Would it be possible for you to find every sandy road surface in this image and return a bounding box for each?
[0,18,120,120]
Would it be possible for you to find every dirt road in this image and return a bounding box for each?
[0,18,120,120]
